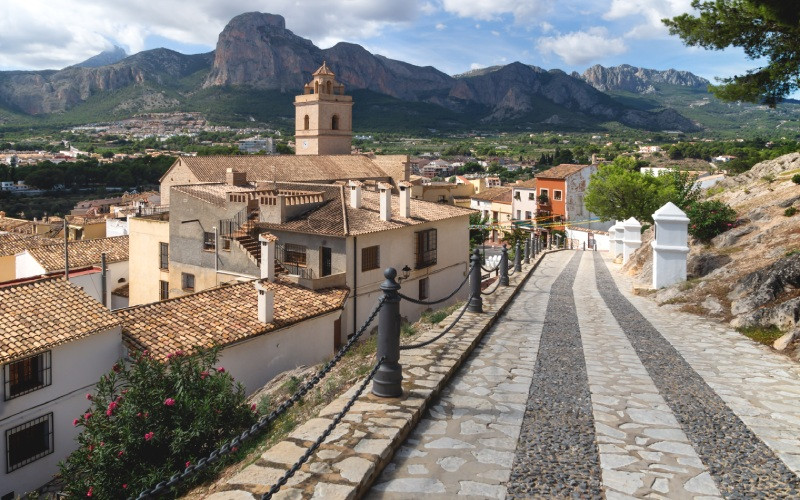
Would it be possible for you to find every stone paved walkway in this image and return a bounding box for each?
[367,250,800,499]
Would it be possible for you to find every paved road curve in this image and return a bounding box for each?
[368,250,800,499]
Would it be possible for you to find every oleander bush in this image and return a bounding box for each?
[685,200,738,242]
[59,347,256,498]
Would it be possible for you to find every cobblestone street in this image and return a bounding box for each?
[368,250,800,499]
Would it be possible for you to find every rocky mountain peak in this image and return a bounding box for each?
[581,64,709,93]
[75,46,128,68]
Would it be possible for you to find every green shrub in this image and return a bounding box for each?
[785,207,798,217]
[59,348,256,498]
[685,200,738,242]
[792,173,800,184]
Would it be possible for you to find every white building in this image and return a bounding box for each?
[511,179,537,223]
[15,236,129,308]
[0,279,122,497]
[238,136,275,154]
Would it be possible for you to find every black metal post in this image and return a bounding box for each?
[524,238,530,264]
[582,241,586,251]
[372,268,403,398]
[514,242,522,273]
[468,248,483,313]
[499,244,509,286]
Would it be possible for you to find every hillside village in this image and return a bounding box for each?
[1,53,800,500]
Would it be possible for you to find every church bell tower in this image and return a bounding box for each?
[294,62,353,155]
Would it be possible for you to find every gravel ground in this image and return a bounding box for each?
[593,251,800,498]
[507,251,604,499]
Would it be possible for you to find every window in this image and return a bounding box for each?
[528,193,535,200]
[159,242,168,270]
[222,238,231,251]
[181,273,195,291]
[284,244,307,267]
[516,210,521,220]
[513,191,520,200]
[304,115,310,130]
[525,211,532,220]
[203,232,215,251]
[332,115,339,130]
[419,277,429,300]
[4,351,51,400]
[553,190,563,201]
[159,280,169,300]
[415,229,437,269]
[6,413,53,472]
[362,246,380,272]
[437,195,446,203]
[539,188,549,198]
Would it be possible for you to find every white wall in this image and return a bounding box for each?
[566,229,610,251]
[219,312,341,396]
[106,218,129,237]
[14,251,46,279]
[342,216,470,340]
[0,327,122,496]
[512,187,537,221]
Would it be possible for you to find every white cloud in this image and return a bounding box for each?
[491,30,500,36]
[540,21,554,34]
[536,26,627,65]
[604,0,693,39]
[436,23,447,30]
[470,63,483,70]
[440,0,550,23]
[0,0,425,70]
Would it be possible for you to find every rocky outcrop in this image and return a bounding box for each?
[729,254,800,325]
[0,49,212,114]
[581,64,709,93]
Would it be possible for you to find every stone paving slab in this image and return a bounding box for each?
[202,252,551,499]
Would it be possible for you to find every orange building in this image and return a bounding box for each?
[533,163,597,231]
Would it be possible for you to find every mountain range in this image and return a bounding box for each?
[0,12,797,135]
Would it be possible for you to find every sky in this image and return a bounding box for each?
[0,0,758,83]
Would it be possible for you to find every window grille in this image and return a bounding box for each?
[159,280,169,300]
[361,246,380,272]
[284,244,307,267]
[159,242,168,270]
[4,351,51,400]
[6,413,53,472]
[203,232,215,251]
[414,229,437,269]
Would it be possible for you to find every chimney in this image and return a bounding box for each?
[349,180,362,209]
[226,168,247,186]
[398,181,412,218]
[255,281,274,324]
[259,233,278,282]
[378,182,392,221]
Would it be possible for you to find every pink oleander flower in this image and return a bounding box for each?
[251,403,257,412]
[87,486,93,497]
[144,431,154,441]
[84,412,92,420]
[118,450,124,457]
[73,418,80,426]
[217,367,225,373]
[200,370,210,379]
[122,484,127,489]
[86,393,92,400]
[136,412,142,418]
[164,397,176,406]
[112,363,121,372]
[185,461,191,468]
[106,401,118,416]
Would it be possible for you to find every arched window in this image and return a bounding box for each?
[314,81,319,94]
[331,115,339,130]
[326,81,332,94]
[304,115,310,130]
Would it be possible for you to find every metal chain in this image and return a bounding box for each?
[480,277,502,296]
[133,298,386,499]
[262,357,386,499]
[398,263,474,306]
[399,298,472,350]
[480,264,499,273]
[507,266,517,276]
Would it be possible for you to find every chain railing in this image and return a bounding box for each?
[135,241,540,498]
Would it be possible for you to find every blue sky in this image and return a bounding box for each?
[0,0,758,84]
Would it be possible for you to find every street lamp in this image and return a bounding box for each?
[398,265,412,282]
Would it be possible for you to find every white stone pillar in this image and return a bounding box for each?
[613,221,625,258]
[608,220,617,252]
[651,202,690,289]
[255,281,274,323]
[622,217,642,264]
[259,233,278,282]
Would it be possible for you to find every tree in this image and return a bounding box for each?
[469,213,489,251]
[585,165,668,223]
[664,0,800,106]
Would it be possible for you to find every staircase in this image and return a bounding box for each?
[229,218,261,267]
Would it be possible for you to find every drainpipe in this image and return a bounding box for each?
[101,252,107,307]
[63,218,69,281]
[352,236,358,337]
[213,226,219,273]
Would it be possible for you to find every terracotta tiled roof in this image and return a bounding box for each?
[535,164,590,179]
[117,279,348,360]
[0,233,55,257]
[256,184,473,237]
[514,179,537,189]
[0,278,121,364]
[172,184,256,207]
[165,155,391,184]
[472,187,512,202]
[493,189,513,205]
[112,283,129,298]
[0,216,35,234]
[26,236,129,272]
